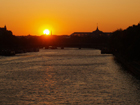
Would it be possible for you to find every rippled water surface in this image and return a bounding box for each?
[0,48,140,105]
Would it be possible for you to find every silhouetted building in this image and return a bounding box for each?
[0,25,13,36]
[70,26,112,37]
[0,25,7,32]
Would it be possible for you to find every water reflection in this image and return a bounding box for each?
[0,48,140,104]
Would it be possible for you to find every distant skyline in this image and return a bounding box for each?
[1,0,140,36]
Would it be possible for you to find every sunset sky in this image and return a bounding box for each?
[1,0,140,36]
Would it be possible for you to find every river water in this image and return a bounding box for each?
[0,48,140,105]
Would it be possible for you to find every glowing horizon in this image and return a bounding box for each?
[1,0,140,36]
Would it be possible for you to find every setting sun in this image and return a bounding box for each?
[43,29,50,35]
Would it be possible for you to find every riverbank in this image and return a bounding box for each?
[113,53,140,78]
[0,48,39,56]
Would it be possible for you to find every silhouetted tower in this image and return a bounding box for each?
[4,25,7,30]
[51,31,52,35]
[96,23,99,31]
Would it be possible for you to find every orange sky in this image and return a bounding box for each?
[1,0,140,36]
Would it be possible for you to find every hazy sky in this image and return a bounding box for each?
[1,0,140,35]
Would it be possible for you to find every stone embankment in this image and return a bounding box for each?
[0,48,39,56]
[113,53,140,78]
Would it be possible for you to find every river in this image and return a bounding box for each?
[0,48,140,105]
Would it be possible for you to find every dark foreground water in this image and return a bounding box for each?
[0,48,140,105]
